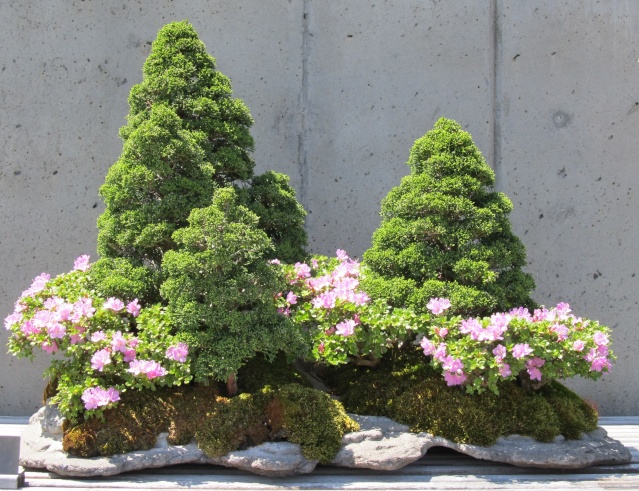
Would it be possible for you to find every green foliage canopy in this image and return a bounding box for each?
[362,118,536,316]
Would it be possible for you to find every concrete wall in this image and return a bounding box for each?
[1,0,637,416]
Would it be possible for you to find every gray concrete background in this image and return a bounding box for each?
[0,1,637,416]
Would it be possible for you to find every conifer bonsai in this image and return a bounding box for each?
[362,118,536,316]
[94,20,306,299]
[91,20,308,392]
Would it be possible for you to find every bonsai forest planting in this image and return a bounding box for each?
[5,21,618,468]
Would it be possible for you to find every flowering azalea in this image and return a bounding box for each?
[335,319,356,337]
[110,331,127,353]
[126,299,141,317]
[426,297,451,315]
[73,255,91,272]
[91,349,111,371]
[81,386,120,410]
[128,359,167,379]
[593,331,609,346]
[103,297,125,312]
[166,343,189,363]
[285,292,298,305]
[47,323,66,339]
[512,343,533,359]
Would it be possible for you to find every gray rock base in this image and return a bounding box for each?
[20,406,632,477]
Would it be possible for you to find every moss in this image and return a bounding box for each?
[540,381,599,439]
[196,384,358,463]
[325,350,597,447]
[63,384,220,457]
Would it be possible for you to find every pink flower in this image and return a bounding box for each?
[47,323,66,339]
[492,344,507,362]
[72,297,95,320]
[336,249,349,261]
[312,291,337,309]
[318,341,325,354]
[306,275,332,291]
[30,273,50,294]
[91,330,107,342]
[126,299,141,317]
[335,319,356,337]
[443,371,467,386]
[527,367,543,381]
[512,343,533,359]
[593,331,609,346]
[277,306,291,317]
[43,297,64,310]
[285,292,297,305]
[4,312,22,330]
[572,340,585,352]
[509,307,532,321]
[73,255,91,272]
[128,337,139,348]
[81,386,120,410]
[20,320,40,336]
[550,323,569,341]
[166,343,189,363]
[311,258,319,269]
[110,331,127,353]
[91,348,111,371]
[426,297,451,315]
[499,363,512,378]
[433,343,447,362]
[555,302,572,320]
[41,341,58,354]
[420,337,436,356]
[123,348,137,363]
[597,345,609,357]
[294,262,312,279]
[442,356,464,374]
[104,297,125,312]
[128,360,167,379]
[459,317,481,334]
[434,327,448,338]
[268,259,281,265]
[351,292,370,306]
[32,310,53,329]
[533,308,549,322]
[526,357,545,368]
[590,357,612,372]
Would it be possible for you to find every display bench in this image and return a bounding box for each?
[2,416,637,490]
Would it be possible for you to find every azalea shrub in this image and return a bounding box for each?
[4,256,192,421]
[277,250,434,366]
[419,300,615,394]
[276,250,614,394]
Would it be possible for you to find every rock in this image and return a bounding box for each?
[439,428,633,469]
[20,405,632,477]
[332,415,433,470]
[209,442,317,477]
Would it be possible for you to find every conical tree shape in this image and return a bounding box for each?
[160,187,307,385]
[97,21,255,266]
[362,118,536,316]
[92,21,306,302]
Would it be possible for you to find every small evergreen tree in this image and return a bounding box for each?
[160,188,307,393]
[362,118,536,316]
[92,20,306,301]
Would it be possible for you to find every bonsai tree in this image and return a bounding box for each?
[160,187,307,394]
[93,20,306,301]
[362,118,536,316]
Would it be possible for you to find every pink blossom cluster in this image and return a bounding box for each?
[281,250,371,338]
[81,386,120,410]
[421,300,614,390]
[127,359,168,379]
[166,342,189,363]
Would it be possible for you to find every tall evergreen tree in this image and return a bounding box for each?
[92,21,306,301]
[362,118,536,316]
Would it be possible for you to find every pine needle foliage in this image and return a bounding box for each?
[362,118,536,316]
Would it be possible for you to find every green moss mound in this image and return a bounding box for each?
[62,356,357,463]
[325,349,598,447]
[362,118,536,316]
[197,384,358,462]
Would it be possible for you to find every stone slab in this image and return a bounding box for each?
[0,473,25,490]
[20,405,632,477]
